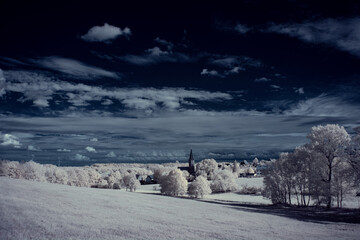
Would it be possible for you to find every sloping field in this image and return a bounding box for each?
[0,177,359,240]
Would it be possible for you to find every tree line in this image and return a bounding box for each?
[262,124,360,208]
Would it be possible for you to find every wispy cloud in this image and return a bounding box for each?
[284,94,360,118]
[215,21,252,34]
[254,77,271,82]
[81,23,131,42]
[31,56,119,79]
[204,55,262,77]
[200,68,222,77]
[0,69,5,97]
[267,17,360,57]
[2,70,232,110]
[118,47,192,66]
[210,55,262,69]
[154,37,174,50]
[234,23,251,34]
[270,85,281,89]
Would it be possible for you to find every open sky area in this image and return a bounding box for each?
[1,0,360,165]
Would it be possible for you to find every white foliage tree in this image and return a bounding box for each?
[21,161,46,182]
[122,174,140,192]
[160,169,188,196]
[196,159,218,180]
[307,124,351,208]
[45,166,68,184]
[211,170,238,193]
[188,176,212,198]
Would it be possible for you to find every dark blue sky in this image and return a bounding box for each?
[1,0,360,165]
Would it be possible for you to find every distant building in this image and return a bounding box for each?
[179,149,196,175]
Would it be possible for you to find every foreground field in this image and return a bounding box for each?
[1,177,359,240]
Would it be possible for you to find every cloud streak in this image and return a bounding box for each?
[2,70,232,111]
[267,17,360,57]
[31,56,119,79]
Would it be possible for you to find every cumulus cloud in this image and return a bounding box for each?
[267,17,360,57]
[32,56,119,79]
[74,153,90,161]
[81,23,131,42]
[0,133,21,148]
[85,146,96,153]
[254,77,271,82]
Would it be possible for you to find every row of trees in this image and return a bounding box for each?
[263,124,360,208]
[158,168,238,198]
[0,160,142,191]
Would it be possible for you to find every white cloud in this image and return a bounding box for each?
[3,70,232,111]
[32,56,119,79]
[74,153,90,161]
[225,66,245,75]
[234,24,250,34]
[0,69,5,97]
[154,37,174,50]
[295,87,304,94]
[254,77,271,82]
[119,51,191,66]
[90,138,98,142]
[0,133,21,148]
[200,69,221,77]
[270,85,281,89]
[284,94,360,117]
[106,151,116,158]
[27,145,41,151]
[267,17,360,57]
[33,98,50,107]
[81,23,131,42]
[57,148,71,152]
[146,47,169,56]
[85,146,96,153]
